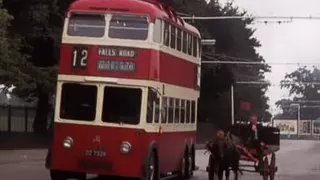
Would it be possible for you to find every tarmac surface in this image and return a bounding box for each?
[1,140,320,180]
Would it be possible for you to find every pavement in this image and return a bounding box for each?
[1,140,320,180]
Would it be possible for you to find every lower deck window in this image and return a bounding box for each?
[102,87,142,125]
[147,88,160,123]
[60,83,97,121]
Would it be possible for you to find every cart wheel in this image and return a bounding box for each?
[262,157,269,180]
[269,153,276,180]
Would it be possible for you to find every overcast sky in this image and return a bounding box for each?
[218,0,320,114]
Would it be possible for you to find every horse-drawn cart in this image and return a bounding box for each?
[206,124,280,180]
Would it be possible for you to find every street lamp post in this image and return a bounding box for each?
[290,103,301,138]
[201,39,236,126]
[231,84,234,125]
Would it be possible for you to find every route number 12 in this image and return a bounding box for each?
[72,46,88,68]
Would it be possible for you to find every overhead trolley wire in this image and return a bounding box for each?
[181,15,320,20]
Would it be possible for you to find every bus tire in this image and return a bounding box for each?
[45,148,52,169]
[50,170,66,180]
[146,151,159,180]
[180,147,191,180]
[190,145,195,175]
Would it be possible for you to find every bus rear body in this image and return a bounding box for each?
[47,0,201,179]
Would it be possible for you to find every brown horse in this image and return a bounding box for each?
[207,131,241,180]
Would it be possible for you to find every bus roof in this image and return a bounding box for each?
[68,0,200,36]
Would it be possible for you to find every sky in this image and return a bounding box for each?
[218,0,320,114]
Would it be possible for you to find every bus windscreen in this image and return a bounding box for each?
[67,13,105,37]
[59,83,97,121]
[108,14,148,40]
[102,86,142,125]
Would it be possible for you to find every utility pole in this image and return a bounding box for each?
[290,103,301,138]
[231,84,234,125]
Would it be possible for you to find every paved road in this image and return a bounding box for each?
[1,140,320,180]
[195,140,320,180]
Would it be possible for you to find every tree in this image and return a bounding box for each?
[0,0,31,94]
[3,0,60,134]
[0,0,16,83]
[171,0,271,128]
[276,66,320,120]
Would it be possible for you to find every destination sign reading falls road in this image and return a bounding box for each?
[97,60,136,72]
[98,46,137,58]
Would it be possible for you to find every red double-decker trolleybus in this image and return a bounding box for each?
[46,0,201,179]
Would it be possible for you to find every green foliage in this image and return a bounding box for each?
[172,0,271,126]
[276,66,320,120]
[1,0,60,134]
[2,0,59,98]
[0,0,30,90]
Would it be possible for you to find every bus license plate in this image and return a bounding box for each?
[78,160,112,170]
[84,150,106,157]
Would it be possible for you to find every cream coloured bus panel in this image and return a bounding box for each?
[54,75,198,132]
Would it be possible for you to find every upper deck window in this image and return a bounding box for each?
[109,14,148,40]
[153,18,162,43]
[164,22,170,46]
[60,83,97,121]
[67,14,105,37]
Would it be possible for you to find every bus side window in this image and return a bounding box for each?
[193,35,197,57]
[198,38,202,58]
[161,97,168,123]
[168,98,174,123]
[186,100,190,123]
[147,88,160,124]
[170,25,176,49]
[177,28,182,52]
[181,100,185,123]
[153,18,162,43]
[154,97,160,123]
[146,89,155,123]
[191,101,196,123]
[164,22,170,46]
[182,31,187,54]
[187,34,192,55]
[174,98,180,123]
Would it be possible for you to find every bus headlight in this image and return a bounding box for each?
[63,137,73,149]
[120,141,131,154]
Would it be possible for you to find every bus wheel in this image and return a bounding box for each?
[191,146,196,171]
[188,153,193,177]
[189,146,195,176]
[146,152,159,180]
[180,151,190,180]
[50,170,66,180]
